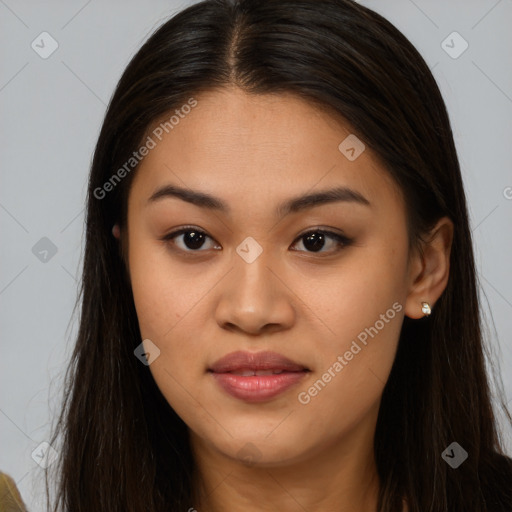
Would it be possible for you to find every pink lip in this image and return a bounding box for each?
[209,351,309,403]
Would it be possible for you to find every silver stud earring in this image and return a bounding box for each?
[421,302,431,317]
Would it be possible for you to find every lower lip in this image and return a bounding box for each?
[210,371,308,402]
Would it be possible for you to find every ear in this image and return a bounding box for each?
[112,223,131,277]
[404,217,454,319]
[112,223,121,239]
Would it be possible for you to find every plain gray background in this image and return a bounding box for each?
[1,0,511,509]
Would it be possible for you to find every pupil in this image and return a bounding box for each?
[304,232,325,252]
[185,231,205,250]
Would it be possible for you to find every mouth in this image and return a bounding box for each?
[208,351,310,402]
[224,369,298,376]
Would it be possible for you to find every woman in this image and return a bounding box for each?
[45,0,512,510]
[0,471,28,512]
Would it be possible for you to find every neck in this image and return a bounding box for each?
[189,409,382,512]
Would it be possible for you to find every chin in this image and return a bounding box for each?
[209,428,308,467]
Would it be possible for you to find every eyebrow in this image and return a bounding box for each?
[147,184,371,217]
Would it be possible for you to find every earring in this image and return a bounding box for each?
[112,224,120,239]
[421,302,431,317]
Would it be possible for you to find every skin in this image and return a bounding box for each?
[119,86,453,512]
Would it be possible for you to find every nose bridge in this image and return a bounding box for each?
[231,236,277,303]
[214,236,295,333]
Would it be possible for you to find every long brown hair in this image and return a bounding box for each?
[45,0,512,510]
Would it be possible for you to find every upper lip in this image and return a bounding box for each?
[209,351,308,373]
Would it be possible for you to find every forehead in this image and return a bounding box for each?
[128,87,403,214]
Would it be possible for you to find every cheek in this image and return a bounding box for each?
[293,297,403,440]
[128,247,211,428]
[292,236,408,347]
[129,248,171,342]
[127,235,215,401]
[291,241,407,418]
[128,232,207,341]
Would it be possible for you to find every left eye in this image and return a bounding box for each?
[162,228,220,252]
[290,230,352,253]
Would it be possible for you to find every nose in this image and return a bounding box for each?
[214,246,296,336]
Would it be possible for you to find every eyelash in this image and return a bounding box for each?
[160,225,353,256]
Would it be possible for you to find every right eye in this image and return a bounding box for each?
[160,226,221,252]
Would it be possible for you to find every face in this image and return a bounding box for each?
[125,87,414,467]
